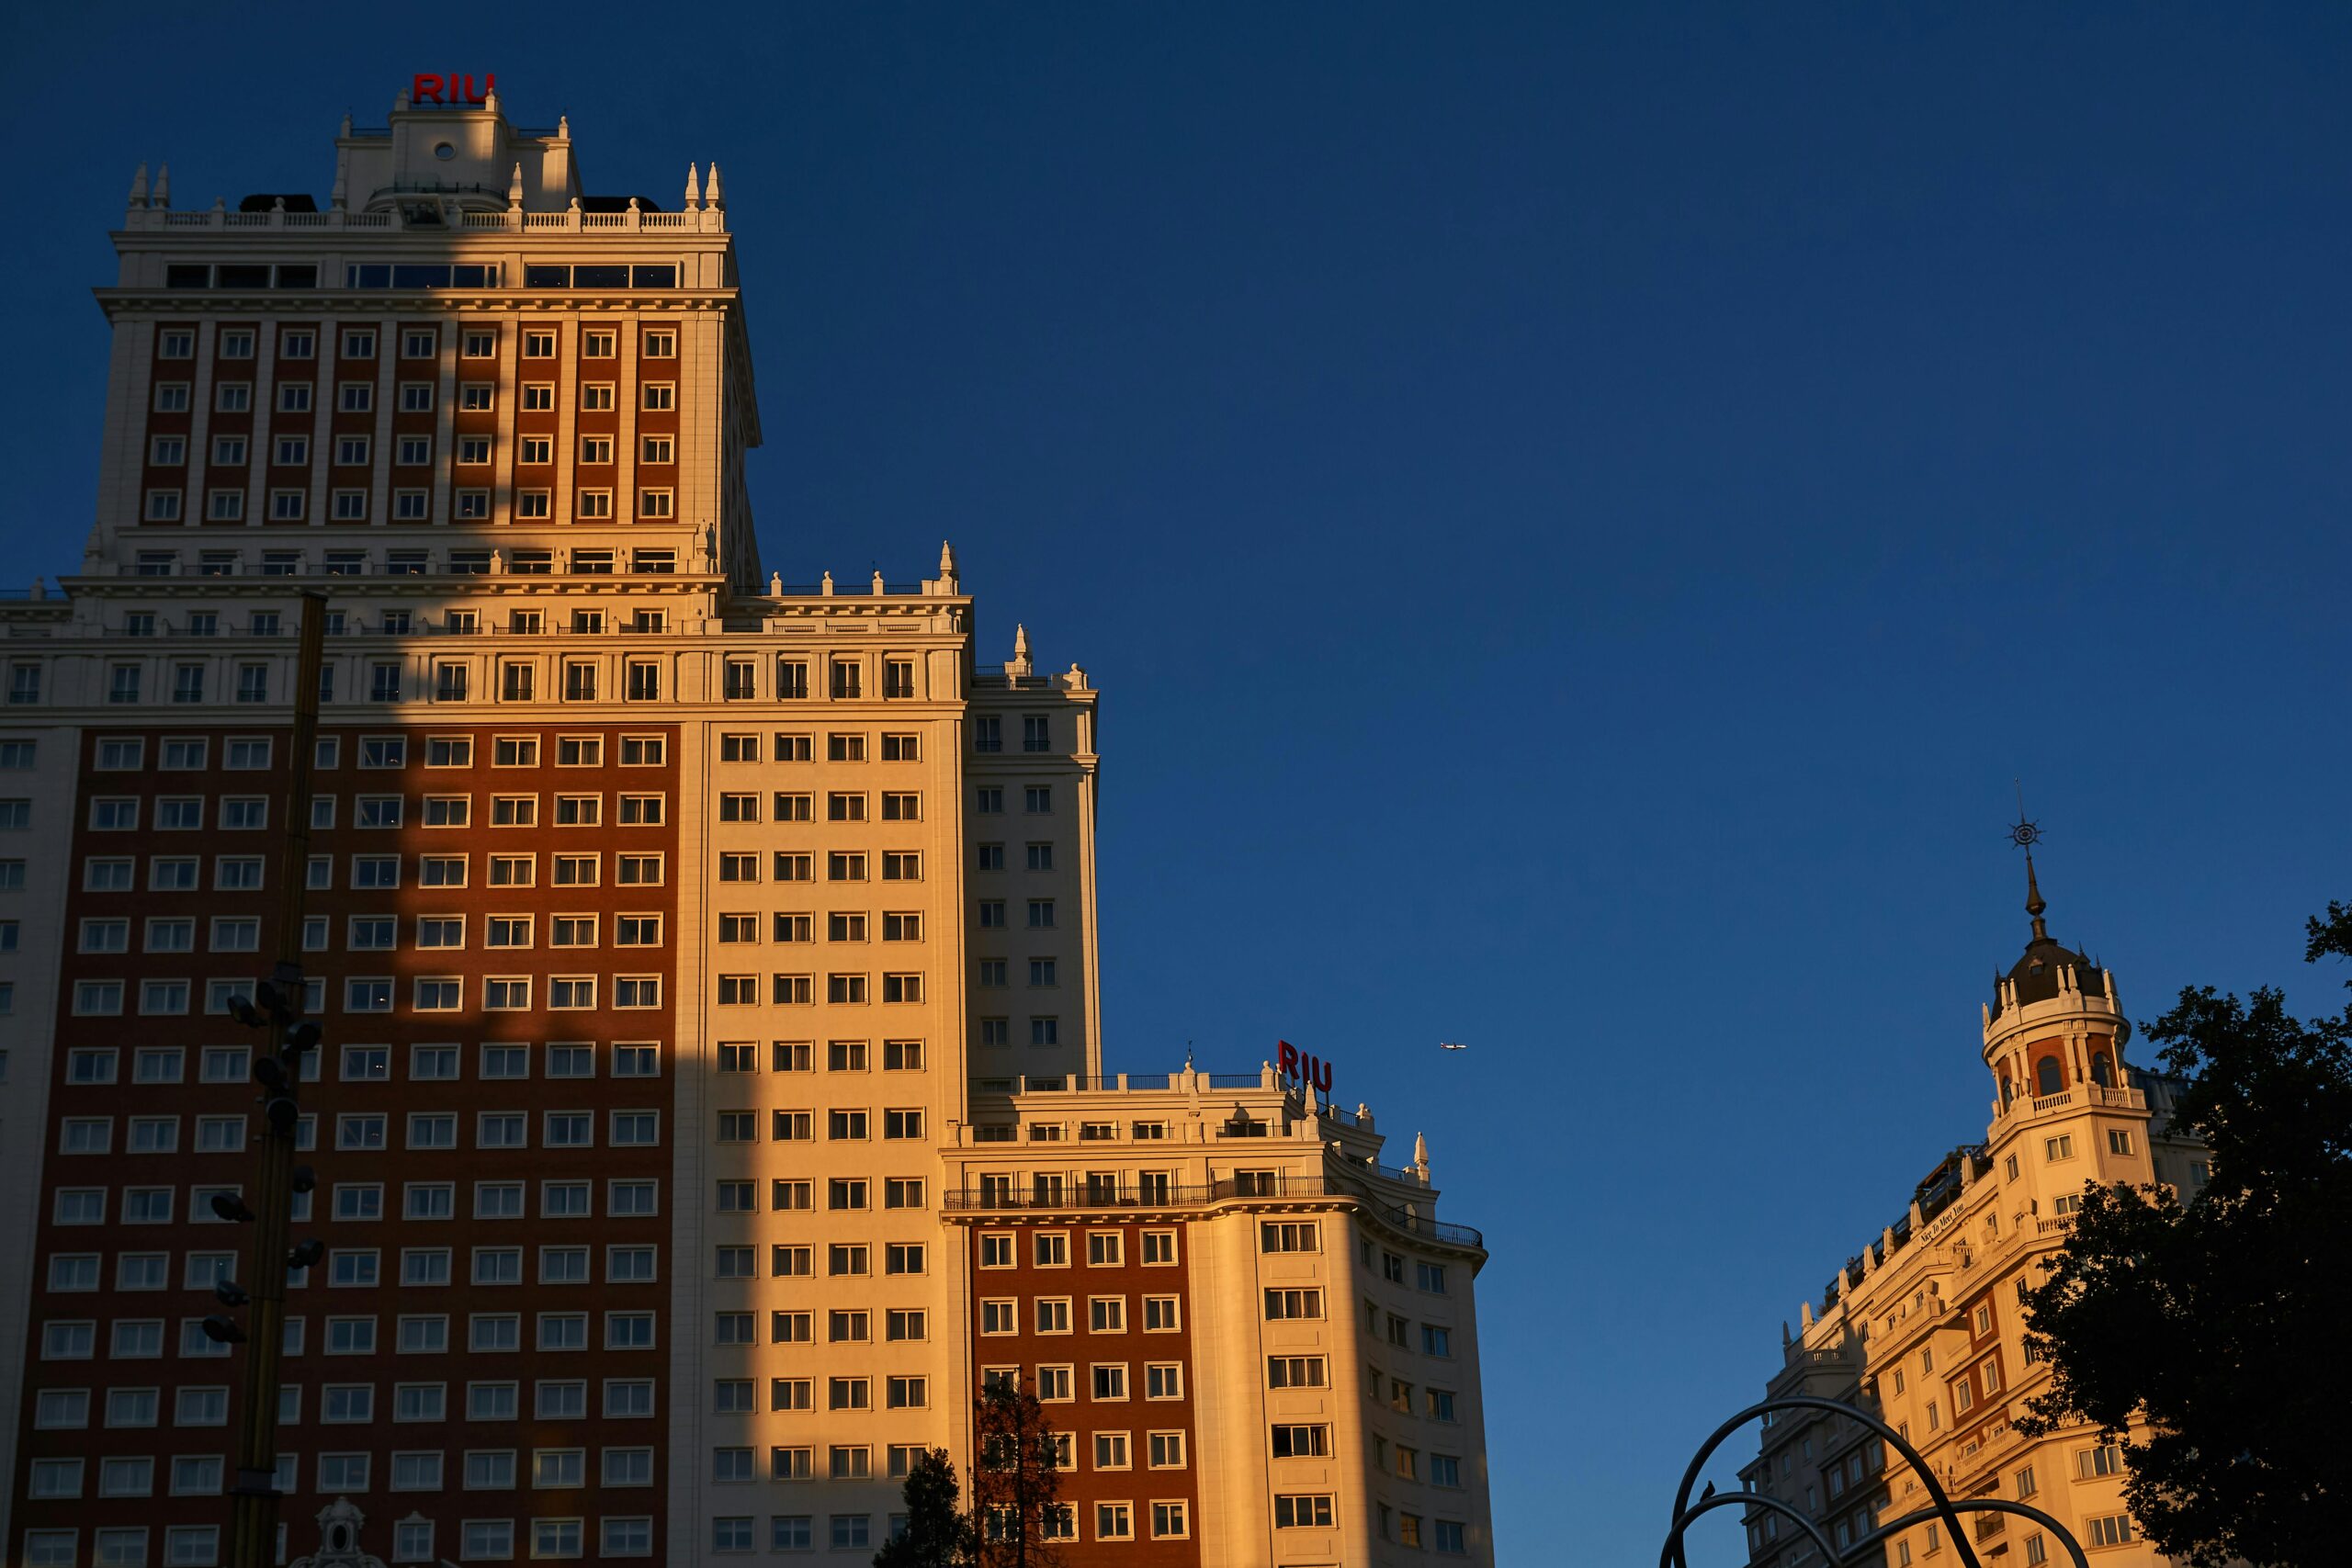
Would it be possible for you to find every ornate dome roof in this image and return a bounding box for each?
[1992,854,2107,1017]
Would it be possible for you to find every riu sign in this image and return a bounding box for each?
[413,73,495,106]
[1276,1039,1333,1096]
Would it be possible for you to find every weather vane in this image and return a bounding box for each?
[2007,780,2042,850]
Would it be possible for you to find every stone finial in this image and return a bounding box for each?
[684,164,702,209]
[1413,1131,1430,1169]
[820,570,835,596]
[871,569,886,594]
[489,549,503,573]
[393,89,410,112]
[28,579,44,601]
[210,196,226,214]
[482,88,500,115]
[1801,1301,1815,1329]
[154,164,171,208]
[706,162,724,207]
[129,163,149,207]
[508,164,524,207]
[940,539,956,576]
[1064,662,1088,691]
[339,114,352,137]
[768,571,782,596]
[557,115,571,140]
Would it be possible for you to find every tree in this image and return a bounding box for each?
[874,1447,976,1568]
[2020,901,2352,1567]
[969,1379,1069,1568]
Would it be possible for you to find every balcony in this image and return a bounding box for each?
[943,1170,1484,1249]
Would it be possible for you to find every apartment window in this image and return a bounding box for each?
[2086,1516,2134,1548]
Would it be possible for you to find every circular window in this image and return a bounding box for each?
[433,141,456,161]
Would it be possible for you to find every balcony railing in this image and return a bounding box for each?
[941,1170,1485,1249]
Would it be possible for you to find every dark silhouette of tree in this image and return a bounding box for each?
[874,1447,976,1568]
[969,1379,1069,1568]
[2020,901,2352,1567]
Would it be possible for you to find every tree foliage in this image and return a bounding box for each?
[874,1447,976,1568]
[969,1380,1069,1568]
[2020,901,2352,1567]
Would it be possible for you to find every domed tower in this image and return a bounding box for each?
[1981,852,2131,1111]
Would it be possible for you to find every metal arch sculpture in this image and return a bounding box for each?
[1661,1394,2092,1568]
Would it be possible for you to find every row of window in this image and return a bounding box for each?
[59,1099,667,1155]
[1379,1509,1474,1554]
[979,1294,1187,1337]
[718,852,933,885]
[86,791,979,830]
[142,487,682,526]
[33,1378,654,1433]
[724,910,939,945]
[42,1308,660,1360]
[51,1108,661,1174]
[711,1513,936,1557]
[41,1295,667,1359]
[32,1442,662,1500]
[27,1514,662,1566]
[107,547,684,582]
[7,649,1052,710]
[718,1307,931,1346]
[63,1042,656,1089]
[718,1245,928,1280]
[975,1229,1180,1269]
[49,1227,673,1292]
[150,374,682,416]
[154,323,679,363]
[76,850,673,893]
[714,1107,930,1143]
[74,913,667,960]
[81,733,664,772]
[48,1174,661,1230]
[1369,1365,1464,1424]
[70,974,666,1017]
[717,1177,930,1214]
[718,1040,927,1074]
[34,1382,659,1451]
[716,975,936,1008]
[151,431,682,469]
[70,730,940,772]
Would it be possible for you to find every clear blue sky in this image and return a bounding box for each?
[8,4,2349,1558]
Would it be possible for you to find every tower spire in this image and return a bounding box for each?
[2007,782,2049,945]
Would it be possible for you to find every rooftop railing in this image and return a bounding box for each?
[129,203,724,235]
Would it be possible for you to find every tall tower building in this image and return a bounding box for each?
[0,85,1494,1566]
[1737,861,2207,1567]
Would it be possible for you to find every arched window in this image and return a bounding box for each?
[2035,1056,2064,1096]
[2090,1054,2112,1089]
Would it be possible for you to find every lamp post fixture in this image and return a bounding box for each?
[209,592,331,1568]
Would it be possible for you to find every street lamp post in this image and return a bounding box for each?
[211,592,330,1568]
